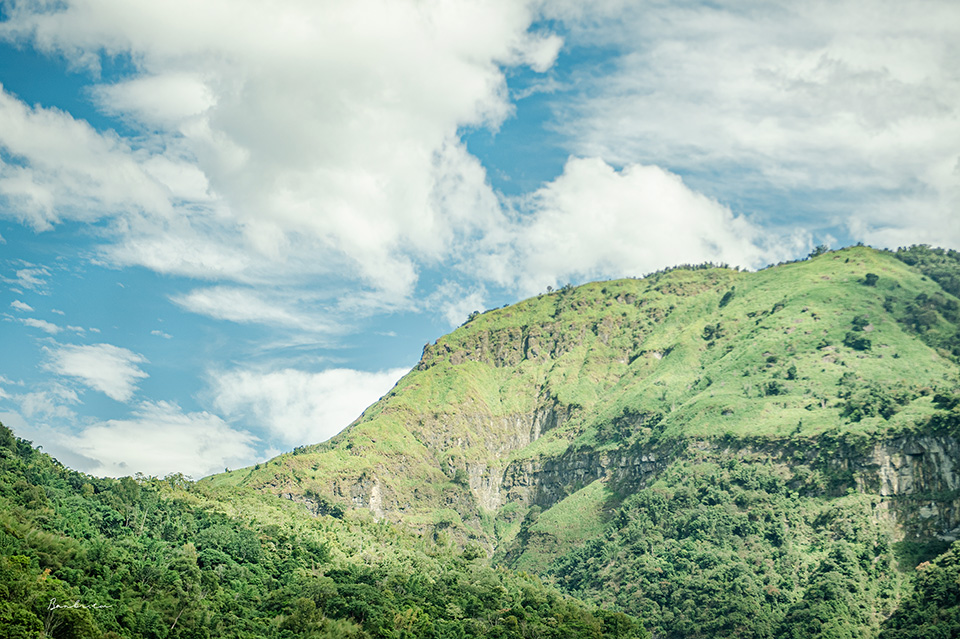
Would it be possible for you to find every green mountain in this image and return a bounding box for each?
[204,244,960,637]
[4,244,960,638]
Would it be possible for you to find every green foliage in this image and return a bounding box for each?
[837,375,915,422]
[881,542,960,638]
[764,380,786,396]
[843,331,872,351]
[543,454,901,639]
[895,245,960,298]
[719,287,736,308]
[11,245,960,639]
[0,423,642,639]
[893,246,960,360]
[701,322,723,341]
[920,391,960,437]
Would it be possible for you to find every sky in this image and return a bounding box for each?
[0,0,958,479]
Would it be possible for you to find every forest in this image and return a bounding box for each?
[0,424,647,638]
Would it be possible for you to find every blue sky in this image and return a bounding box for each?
[1,0,958,478]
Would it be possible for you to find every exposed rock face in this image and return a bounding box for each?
[869,436,960,496]
[418,321,640,371]
[420,404,568,460]
[466,448,664,511]
[864,436,960,540]
[339,428,960,542]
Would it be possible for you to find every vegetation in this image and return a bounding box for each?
[535,450,903,639]
[0,423,646,638]
[893,245,960,360]
[881,541,960,639]
[6,244,960,638]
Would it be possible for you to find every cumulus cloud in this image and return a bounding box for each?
[10,300,33,312]
[211,366,409,446]
[0,87,179,231]
[0,0,806,320]
[428,281,489,327]
[547,0,960,247]
[91,72,217,129]
[3,265,50,293]
[476,157,786,294]
[0,0,559,300]
[15,384,79,419]
[64,401,258,478]
[43,343,148,402]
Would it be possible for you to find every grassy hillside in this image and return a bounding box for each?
[199,244,960,639]
[207,246,960,519]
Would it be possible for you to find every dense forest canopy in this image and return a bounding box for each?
[0,423,647,638]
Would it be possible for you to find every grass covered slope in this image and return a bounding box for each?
[199,245,960,639]
[208,246,960,521]
[6,245,960,639]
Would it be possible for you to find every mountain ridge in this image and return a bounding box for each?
[208,246,960,529]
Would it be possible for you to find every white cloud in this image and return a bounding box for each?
[547,0,960,248]
[476,157,785,295]
[3,266,50,293]
[15,384,79,419]
[150,329,172,339]
[92,72,217,129]
[64,401,258,478]
[211,366,409,446]
[43,343,148,402]
[0,88,178,231]
[20,317,62,334]
[429,281,489,327]
[0,0,556,299]
[10,300,33,312]
[170,286,332,331]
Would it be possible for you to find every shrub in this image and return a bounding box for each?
[843,332,871,351]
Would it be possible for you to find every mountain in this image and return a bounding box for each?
[202,244,960,638]
[4,244,960,638]
[210,245,960,531]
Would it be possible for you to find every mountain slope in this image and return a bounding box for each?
[209,246,959,521]
[203,244,960,638]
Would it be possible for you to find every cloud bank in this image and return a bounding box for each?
[0,0,792,318]
[547,0,960,246]
[67,401,258,478]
